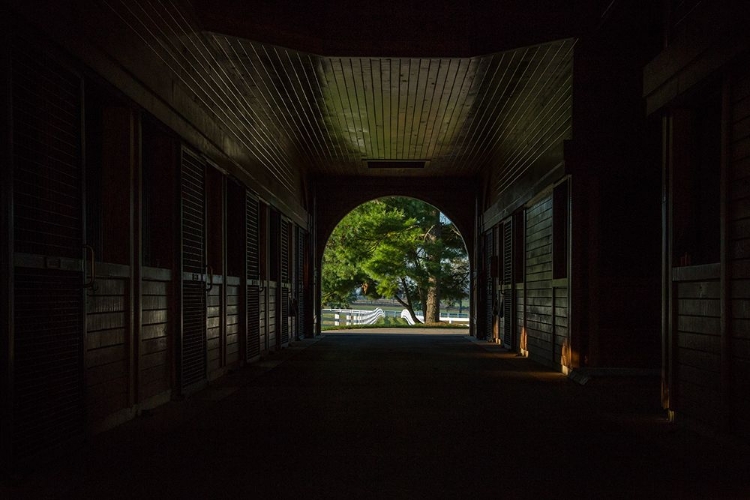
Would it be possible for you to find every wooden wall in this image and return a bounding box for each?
[662,50,750,438]
[226,277,241,367]
[206,281,223,379]
[483,188,570,369]
[671,265,721,427]
[87,267,175,428]
[516,286,526,352]
[524,195,554,363]
[479,231,494,340]
[2,7,312,471]
[554,285,569,367]
[514,211,526,353]
[729,64,750,438]
[85,268,129,428]
[295,227,306,340]
[140,268,172,402]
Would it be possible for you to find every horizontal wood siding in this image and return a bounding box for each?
[140,270,171,401]
[525,196,553,363]
[207,284,222,376]
[226,278,240,367]
[730,66,750,437]
[554,285,569,367]
[674,276,721,426]
[85,276,129,424]
[516,286,525,352]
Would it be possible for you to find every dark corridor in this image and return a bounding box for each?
[4,0,750,485]
[6,333,749,498]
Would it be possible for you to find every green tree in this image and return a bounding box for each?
[322,197,468,324]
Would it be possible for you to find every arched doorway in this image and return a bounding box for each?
[314,176,478,336]
[320,196,470,330]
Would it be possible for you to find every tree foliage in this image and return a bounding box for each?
[322,197,469,323]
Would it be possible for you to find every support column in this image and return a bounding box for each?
[1,16,14,473]
[131,110,141,407]
[720,73,731,431]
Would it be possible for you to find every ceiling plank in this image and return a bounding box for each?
[103,0,575,188]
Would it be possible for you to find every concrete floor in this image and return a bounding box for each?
[6,331,750,499]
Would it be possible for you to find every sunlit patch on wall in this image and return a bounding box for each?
[560,339,571,374]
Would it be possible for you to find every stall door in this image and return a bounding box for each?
[296,227,306,340]
[482,231,495,340]
[268,210,280,349]
[225,180,245,368]
[280,219,290,345]
[180,148,207,391]
[246,192,261,361]
[525,195,554,361]
[514,210,526,353]
[502,220,514,349]
[204,168,224,380]
[10,39,86,465]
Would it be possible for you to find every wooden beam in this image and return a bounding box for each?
[0,10,14,472]
[131,109,141,407]
[720,72,732,432]
[222,176,228,368]
[672,263,721,282]
[665,111,677,412]
[644,2,750,115]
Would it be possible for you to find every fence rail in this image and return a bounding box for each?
[400,310,470,326]
[321,308,470,327]
[323,308,385,326]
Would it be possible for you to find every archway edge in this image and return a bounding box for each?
[314,176,477,264]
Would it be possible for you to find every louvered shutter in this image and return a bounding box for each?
[11,39,86,465]
[245,192,260,360]
[180,149,207,389]
[502,221,513,348]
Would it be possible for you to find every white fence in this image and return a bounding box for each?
[324,308,385,326]
[400,309,470,326]
[321,308,470,327]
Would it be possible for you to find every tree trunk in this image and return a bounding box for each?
[425,209,442,323]
[425,275,440,323]
[396,277,422,324]
[419,288,428,321]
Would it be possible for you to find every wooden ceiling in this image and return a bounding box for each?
[104,0,575,190]
[212,35,574,180]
